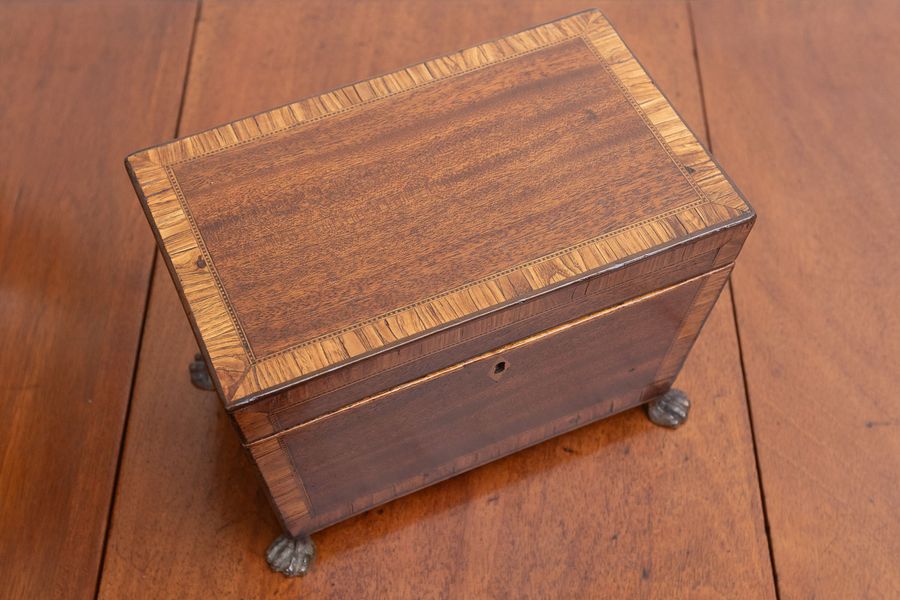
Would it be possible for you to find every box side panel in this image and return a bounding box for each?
[249,266,731,536]
[234,220,750,441]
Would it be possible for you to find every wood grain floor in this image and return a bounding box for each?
[0,1,896,598]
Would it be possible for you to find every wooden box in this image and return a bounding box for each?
[126,10,754,576]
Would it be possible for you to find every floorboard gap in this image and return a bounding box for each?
[687,2,779,596]
[92,2,204,597]
[727,279,781,600]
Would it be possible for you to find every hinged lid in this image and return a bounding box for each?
[126,9,752,408]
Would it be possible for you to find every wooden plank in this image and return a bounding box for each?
[98,1,773,597]
[692,1,900,596]
[0,2,197,598]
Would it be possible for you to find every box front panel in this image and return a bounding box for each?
[251,267,730,536]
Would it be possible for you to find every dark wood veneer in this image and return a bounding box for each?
[286,273,701,529]
[172,37,696,357]
[254,267,732,536]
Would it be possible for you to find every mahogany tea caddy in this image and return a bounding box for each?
[126,9,754,577]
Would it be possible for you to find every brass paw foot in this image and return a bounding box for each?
[646,388,690,428]
[267,534,316,577]
[189,352,214,391]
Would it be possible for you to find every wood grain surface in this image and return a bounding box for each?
[172,35,699,354]
[257,269,731,537]
[693,1,900,597]
[98,1,773,597]
[126,8,751,407]
[0,2,195,599]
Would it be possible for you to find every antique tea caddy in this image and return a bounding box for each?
[126,9,754,576]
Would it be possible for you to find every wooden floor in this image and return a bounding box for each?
[1,1,897,598]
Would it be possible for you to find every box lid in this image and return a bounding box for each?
[127,9,752,408]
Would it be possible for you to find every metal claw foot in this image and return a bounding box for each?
[646,388,690,428]
[189,352,214,391]
[267,534,316,577]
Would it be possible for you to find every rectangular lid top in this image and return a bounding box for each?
[127,9,751,408]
